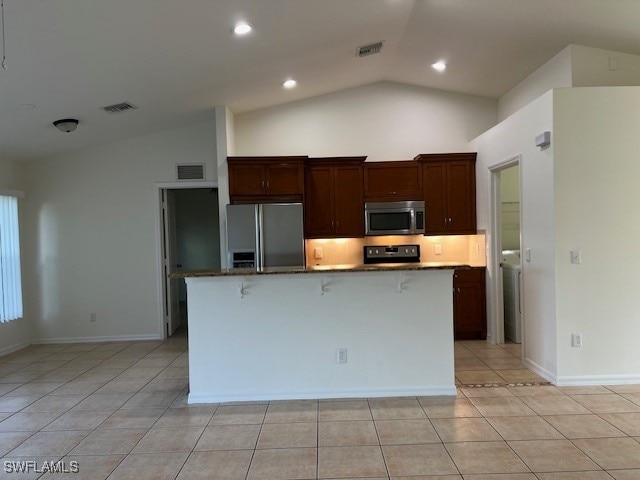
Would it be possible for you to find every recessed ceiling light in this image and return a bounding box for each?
[233,22,252,36]
[431,61,447,72]
[16,104,36,111]
[283,79,297,89]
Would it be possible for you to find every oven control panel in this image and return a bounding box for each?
[364,244,420,264]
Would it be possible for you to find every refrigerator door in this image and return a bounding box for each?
[226,204,259,267]
[260,203,304,268]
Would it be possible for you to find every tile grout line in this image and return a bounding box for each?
[367,397,392,480]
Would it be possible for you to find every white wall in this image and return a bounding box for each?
[0,159,30,355]
[215,107,233,268]
[234,81,497,160]
[470,91,557,380]
[22,120,216,342]
[571,45,640,88]
[554,87,640,383]
[498,47,572,121]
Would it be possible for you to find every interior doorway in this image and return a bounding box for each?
[490,156,523,351]
[499,165,522,345]
[160,187,220,337]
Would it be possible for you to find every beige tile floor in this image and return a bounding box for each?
[0,339,639,479]
[455,340,550,386]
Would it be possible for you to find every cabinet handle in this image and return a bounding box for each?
[449,217,452,224]
[391,191,397,195]
[266,181,270,188]
[261,180,265,188]
[336,220,339,230]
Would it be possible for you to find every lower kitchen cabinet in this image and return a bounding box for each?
[453,267,486,340]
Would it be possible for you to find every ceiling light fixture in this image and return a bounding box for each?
[53,118,79,133]
[233,22,252,36]
[431,61,447,72]
[283,79,297,89]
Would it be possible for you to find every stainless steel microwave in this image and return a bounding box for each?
[365,201,425,236]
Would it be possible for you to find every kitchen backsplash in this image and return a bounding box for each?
[305,233,486,267]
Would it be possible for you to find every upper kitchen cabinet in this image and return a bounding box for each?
[304,157,366,238]
[363,161,423,201]
[228,156,307,203]
[416,153,477,235]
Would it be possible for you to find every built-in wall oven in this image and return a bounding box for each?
[364,201,425,236]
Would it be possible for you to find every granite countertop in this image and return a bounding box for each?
[171,262,481,278]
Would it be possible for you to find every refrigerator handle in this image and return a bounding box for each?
[257,204,264,269]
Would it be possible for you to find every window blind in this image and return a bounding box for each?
[0,194,23,322]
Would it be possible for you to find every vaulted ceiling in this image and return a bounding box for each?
[1,0,640,161]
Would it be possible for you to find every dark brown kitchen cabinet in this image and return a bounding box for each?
[363,161,422,201]
[228,156,306,203]
[304,157,366,238]
[416,153,477,235]
[453,267,486,340]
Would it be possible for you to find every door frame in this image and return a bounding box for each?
[488,155,523,354]
[155,181,217,339]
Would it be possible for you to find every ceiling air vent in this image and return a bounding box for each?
[102,102,138,114]
[356,41,383,58]
[176,164,205,181]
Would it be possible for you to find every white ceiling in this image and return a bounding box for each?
[1,0,640,161]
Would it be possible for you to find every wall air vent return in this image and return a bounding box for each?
[356,41,383,57]
[102,102,138,114]
[176,164,205,181]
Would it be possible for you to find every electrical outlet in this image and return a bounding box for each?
[434,244,442,255]
[314,247,323,259]
[336,348,347,364]
[90,313,97,322]
[571,333,583,347]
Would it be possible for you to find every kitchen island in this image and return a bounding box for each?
[178,264,462,403]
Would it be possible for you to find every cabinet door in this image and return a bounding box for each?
[304,165,335,238]
[453,269,486,340]
[447,161,476,233]
[229,164,265,196]
[423,163,447,234]
[334,165,364,237]
[364,162,422,201]
[266,163,304,196]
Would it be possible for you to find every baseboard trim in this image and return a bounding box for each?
[556,374,640,386]
[189,385,457,404]
[30,334,163,344]
[523,357,558,385]
[0,340,30,357]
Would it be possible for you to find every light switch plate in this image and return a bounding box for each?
[570,250,581,264]
[434,244,442,255]
[525,248,531,262]
[314,247,323,259]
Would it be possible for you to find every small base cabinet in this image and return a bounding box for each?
[453,267,486,340]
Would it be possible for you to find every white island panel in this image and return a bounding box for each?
[186,269,455,403]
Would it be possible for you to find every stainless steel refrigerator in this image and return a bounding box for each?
[226,203,305,269]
